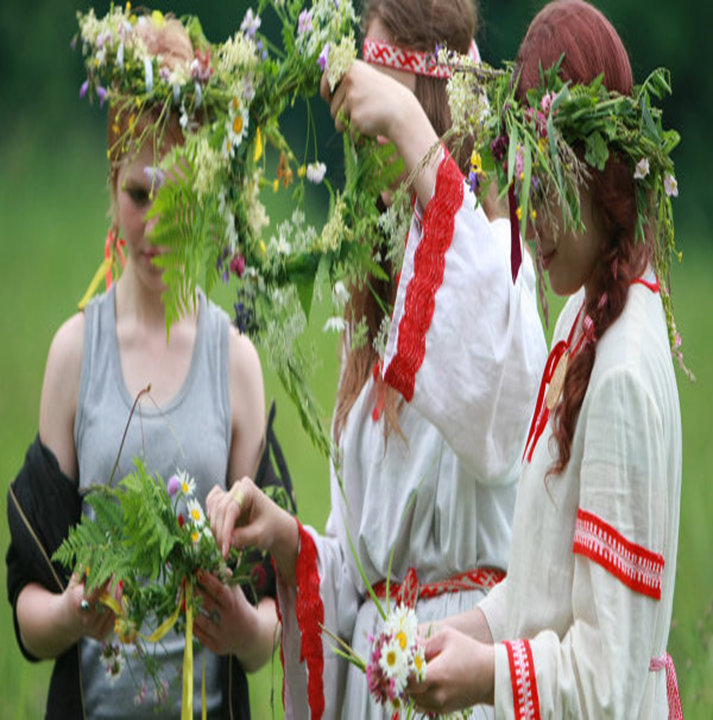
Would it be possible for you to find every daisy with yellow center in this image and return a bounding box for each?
[186,499,205,527]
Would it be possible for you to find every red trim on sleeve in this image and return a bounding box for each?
[383,152,464,401]
[504,639,541,720]
[294,521,325,719]
[573,508,664,600]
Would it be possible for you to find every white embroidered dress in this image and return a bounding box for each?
[276,155,547,719]
[479,280,682,719]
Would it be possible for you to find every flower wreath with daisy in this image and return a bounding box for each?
[75,1,409,457]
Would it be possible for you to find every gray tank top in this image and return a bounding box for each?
[75,286,231,718]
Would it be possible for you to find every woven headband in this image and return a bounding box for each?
[363,37,480,79]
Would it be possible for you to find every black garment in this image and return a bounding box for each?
[6,402,294,720]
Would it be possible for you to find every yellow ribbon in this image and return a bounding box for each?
[181,583,194,720]
[78,258,112,310]
[101,582,204,718]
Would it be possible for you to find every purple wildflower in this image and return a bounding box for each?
[467,169,480,194]
[298,10,313,35]
[240,9,261,39]
[79,79,89,99]
[317,44,330,72]
[167,475,181,497]
[664,174,679,198]
[96,85,108,108]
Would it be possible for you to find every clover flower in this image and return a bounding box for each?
[167,475,181,497]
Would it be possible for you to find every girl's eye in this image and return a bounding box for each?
[127,187,150,206]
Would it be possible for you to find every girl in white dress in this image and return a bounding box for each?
[408,2,684,718]
[207,1,547,717]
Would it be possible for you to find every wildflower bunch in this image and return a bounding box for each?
[365,604,426,714]
[440,50,685,365]
[53,460,292,712]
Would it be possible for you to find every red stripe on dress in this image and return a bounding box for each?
[573,509,665,600]
[504,639,541,720]
[383,153,464,401]
[294,521,325,718]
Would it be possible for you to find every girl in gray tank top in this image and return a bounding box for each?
[11,12,278,720]
[75,286,229,718]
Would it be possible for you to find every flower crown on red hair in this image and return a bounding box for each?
[441,50,687,372]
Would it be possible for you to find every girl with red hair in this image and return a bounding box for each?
[408,2,684,718]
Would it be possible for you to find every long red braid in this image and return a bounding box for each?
[516,0,653,475]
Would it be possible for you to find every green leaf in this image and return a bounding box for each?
[584,131,609,171]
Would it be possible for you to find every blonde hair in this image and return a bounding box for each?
[107,15,195,230]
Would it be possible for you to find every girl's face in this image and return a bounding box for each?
[115,142,168,292]
[535,188,604,298]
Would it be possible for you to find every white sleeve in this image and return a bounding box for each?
[276,514,360,720]
[492,368,671,719]
[383,153,547,485]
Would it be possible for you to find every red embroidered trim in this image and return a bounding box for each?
[573,509,665,600]
[294,521,325,719]
[384,153,464,401]
[373,566,505,608]
[504,639,541,720]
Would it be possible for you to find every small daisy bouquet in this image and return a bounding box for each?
[364,603,427,715]
[53,460,290,715]
[75,2,405,457]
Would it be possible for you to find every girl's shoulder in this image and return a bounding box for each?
[46,311,85,377]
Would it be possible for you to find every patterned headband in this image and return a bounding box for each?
[363,37,481,79]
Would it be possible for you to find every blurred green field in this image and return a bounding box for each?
[1,126,711,718]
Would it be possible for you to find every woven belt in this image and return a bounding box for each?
[372,566,505,609]
[650,652,683,720]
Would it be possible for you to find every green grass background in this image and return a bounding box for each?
[1,121,711,718]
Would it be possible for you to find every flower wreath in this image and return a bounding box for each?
[441,50,689,373]
[75,1,408,456]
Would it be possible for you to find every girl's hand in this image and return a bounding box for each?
[206,477,273,558]
[321,59,414,140]
[408,626,495,713]
[66,574,119,643]
[193,571,254,656]
[206,477,299,586]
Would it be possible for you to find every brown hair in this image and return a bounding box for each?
[333,0,480,443]
[106,16,194,232]
[516,0,651,474]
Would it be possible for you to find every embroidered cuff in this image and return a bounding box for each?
[572,508,664,600]
[503,639,541,720]
[294,521,325,719]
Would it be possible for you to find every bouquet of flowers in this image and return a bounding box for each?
[53,459,291,716]
[75,1,409,457]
